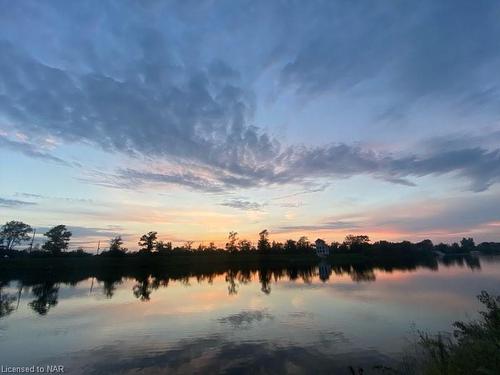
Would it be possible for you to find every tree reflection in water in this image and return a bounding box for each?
[0,281,17,318]
[0,255,483,317]
[28,282,59,315]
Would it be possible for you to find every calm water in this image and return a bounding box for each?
[1,256,500,374]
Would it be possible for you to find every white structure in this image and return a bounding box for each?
[315,239,330,257]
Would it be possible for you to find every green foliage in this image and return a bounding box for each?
[42,225,71,255]
[0,220,32,250]
[419,291,500,374]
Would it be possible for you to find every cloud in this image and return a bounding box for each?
[386,147,500,192]
[283,191,500,241]
[1,1,500,194]
[79,141,500,193]
[371,193,500,235]
[83,168,226,193]
[65,225,127,238]
[279,1,500,102]
[0,134,70,166]
[276,221,359,234]
[0,197,37,208]
[219,199,265,211]
[15,192,93,203]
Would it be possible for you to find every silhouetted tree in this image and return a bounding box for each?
[226,231,239,253]
[297,236,311,253]
[271,241,284,253]
[42,225,71,255]
[0,220,32,250]
[416,239,434,252]
[344,234,370,252]
[284,239,297,253]
[109,236,127,255]
[258,229,271,253]
[330,241,340,252]
[477,242,500,254]
[460,237,475,252]
[156,240,172,254]
[435,242,451,254]
[138,231,158,253]
[238,239,253,252]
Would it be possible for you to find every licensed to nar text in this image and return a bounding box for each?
[1,365,64,373]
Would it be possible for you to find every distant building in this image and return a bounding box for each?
[315,239,330,257]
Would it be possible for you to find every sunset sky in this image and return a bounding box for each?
[1,0,500,250]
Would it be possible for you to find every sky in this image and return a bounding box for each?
[1,0,500,250]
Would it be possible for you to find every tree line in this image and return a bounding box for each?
[1,220,499,257]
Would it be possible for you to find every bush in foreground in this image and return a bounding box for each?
[415,291,500,374]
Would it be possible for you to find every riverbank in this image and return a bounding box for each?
[0,251,460,287]
[0,251,436,269]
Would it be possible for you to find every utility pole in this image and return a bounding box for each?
[29,228,36,252]
[96,240,100,255]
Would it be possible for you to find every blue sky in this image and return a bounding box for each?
[1,0,500,250]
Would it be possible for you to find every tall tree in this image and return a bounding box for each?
[42,225,71,255]
[0,221,33,250]
[138,231,158,252]
[284,239,297,253]
[226,231,238,253]
[109,236,127,254]
[344,234,370,247]
[156,241,172,254]
[460,237,475,252]
[343,234,370,253]
[297,236,311,252]
[257,229,271,253]
[238,239,253,252]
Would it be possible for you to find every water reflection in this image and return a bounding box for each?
[0,256,499,374]
[0,281,17,318]
[0,254,487,318]
[65,335,393,375]
[29,282,59,315]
